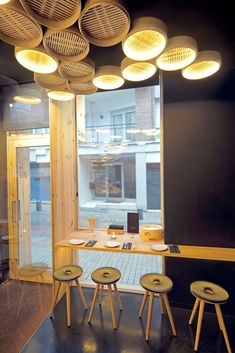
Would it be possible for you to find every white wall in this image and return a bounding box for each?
[135,152,147,209]
[78,158,93,205]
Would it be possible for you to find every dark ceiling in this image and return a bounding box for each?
[0,0,234,88]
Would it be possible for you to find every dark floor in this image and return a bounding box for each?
[20,287,235,353]
[0,279,52,353]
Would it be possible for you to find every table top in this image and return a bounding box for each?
[55,229,235,262]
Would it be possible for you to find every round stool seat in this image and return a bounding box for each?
[190,281,229,304]
[91,267,121,284]
[53,265,83,282]
[140,273,173,293]
[18,263,48,277]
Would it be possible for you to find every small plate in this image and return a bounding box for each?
[69,239,85,245]
[151,244,168,251]
[105,241,120,248]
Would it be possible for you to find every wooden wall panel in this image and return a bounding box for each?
[49,99,78,272]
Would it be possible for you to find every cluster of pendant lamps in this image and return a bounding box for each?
[0,0,222,103]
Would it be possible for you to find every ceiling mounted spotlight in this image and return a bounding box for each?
[13,95,41,104]
[47,90,75,101]
[122,17,167,61]
[121,57,157,82]
[93,66,125,90]
[0,0,42,48]
[79,0,130,47]
[43,26,89,62]
[19,0,81,29]
[156,36,197,71]
[15,45,58,74]
[34,72,67,90]
[67,81,97,95]
[58,58,95,83]
[182,50,221,80]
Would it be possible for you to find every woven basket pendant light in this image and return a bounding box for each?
[182,50,221,80]
[19,0,81,29]
[13,95,41,104]
[34,72,68,90]
[15,45,58,73]
[58,58,95,83]
[93,65,124,90]
[47,89,75,101]
[67,81,97,95]
[122,17,167,61]
[79,0,130,47]
[0,0,42,47]
[156,36,198,71]
[43,26,89,62]
[121,57,157,82]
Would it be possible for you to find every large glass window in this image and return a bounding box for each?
[78,85,161,229]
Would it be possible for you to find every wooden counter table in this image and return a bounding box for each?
[55,229,235,262]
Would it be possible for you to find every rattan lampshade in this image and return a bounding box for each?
[47,89,75,101]
[15,45,58,73]
[34,72,67,90]
[67,81,97,95]
[58,58,95,83]
[0,0,12,4]
[122,17,167,61]
[121,57,157,82]
[156,36,198,71]
[43,27,89,62]
[182,50,221,80]
[0,0,42,47]
[93,65,124,90]
[79,0,130,47]
[13,95,41,104]
[19,0,81,29]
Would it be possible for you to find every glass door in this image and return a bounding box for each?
[107,164,122,200]
[7,134,51,281]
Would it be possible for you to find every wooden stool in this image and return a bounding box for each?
[50,265,87,327]
[88,267,123,330]
[139,273,177,341]
[189,281,231,353]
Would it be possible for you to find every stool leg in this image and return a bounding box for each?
[139,291,148,318]
[194,300,205,351]
[162,293,177,336]
[215,304,232,353]
[108,284,117,330]
[88,284,99,323]
[99,285,103,305]
[50,281,62,317]
[145,292,154,341]
[159,295,165,315]
[189,297,200,325]
[113,283,123,311]
[75,279,87,310]
[66,282,71,327]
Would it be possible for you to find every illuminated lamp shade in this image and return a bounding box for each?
[93,66,124,90]
[182,50,221,80]
[34,72,67,90]
[121,57,157,81]
[13,95,41,104]
[122,17,167,61]
[156,36,198,71]
[67,81,97,95]
[58,58,95,83]
[0,0,12,4]
[47,89,75,101]
[15,46,58,74]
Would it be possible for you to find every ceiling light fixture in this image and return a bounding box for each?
[93,66,124,90]
[182,50,221,80]
[34,72,67,90]
[15,46,58,73]
[0,0,42,48]
[19,0,81,29]
[79,0,130,47]
[122,17,167,61]
[13,95,41,104]
[67,81,97,95]
[47,90,75,101]
[156,36,197,71]
[59,58,95,83]
[43,27,89,62]
[121,57,157,81]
